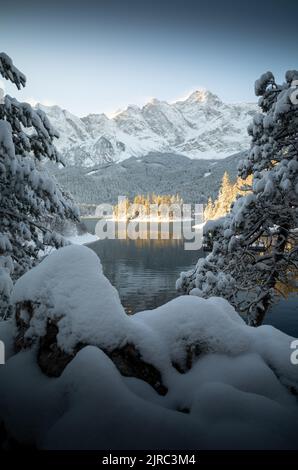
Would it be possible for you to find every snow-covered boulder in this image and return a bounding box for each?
[0,245,297,449]
[12,245,128,353]
[11,245,166,393]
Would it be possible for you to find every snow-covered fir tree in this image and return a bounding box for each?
[177,70,298,326]
[0,53,79,317]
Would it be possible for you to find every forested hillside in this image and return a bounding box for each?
[49,151,244,206]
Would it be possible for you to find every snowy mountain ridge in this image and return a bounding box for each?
[37,90,257,167]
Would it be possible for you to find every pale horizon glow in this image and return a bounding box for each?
[22,88,233,118]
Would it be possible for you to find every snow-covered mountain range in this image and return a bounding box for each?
[38,90,257,166]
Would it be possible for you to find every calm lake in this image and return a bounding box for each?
[83,218,298,337]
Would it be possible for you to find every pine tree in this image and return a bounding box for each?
[217,171,231,214]
[204,197,215,221]
[203,171,248,221]
[0,53,79,317]
[178,70,298,326]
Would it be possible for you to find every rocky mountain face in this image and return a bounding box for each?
[38,90,257,166]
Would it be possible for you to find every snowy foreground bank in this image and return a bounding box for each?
[0,245,297,450]
[65,231,98,245]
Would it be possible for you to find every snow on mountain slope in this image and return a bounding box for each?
[38,90,257,167]
[37,104,90,150]
[174,90,256,158]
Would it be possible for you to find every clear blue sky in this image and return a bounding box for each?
[0,0,297,116]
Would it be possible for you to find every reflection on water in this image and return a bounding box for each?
[84,219,201,314]
[83,218,298,336]
[264,294,298,337]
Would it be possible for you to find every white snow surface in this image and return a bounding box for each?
[11,246,127,353]
[0,245,297,449]
[37,90,257,166]
[65,232,98,245]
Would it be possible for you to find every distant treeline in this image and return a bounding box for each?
[113,194,184,219]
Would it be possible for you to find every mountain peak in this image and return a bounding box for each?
[147,98,161,105]
[36,103,62,112]
[127,104,141,112]
[110,104,141,119]
[184,89,221,104]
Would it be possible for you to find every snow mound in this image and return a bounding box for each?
[0,245,297,449]
[12,245,128,352]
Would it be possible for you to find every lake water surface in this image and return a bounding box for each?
[84,218,298,337]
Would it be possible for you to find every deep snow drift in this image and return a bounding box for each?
[0,245,297,449]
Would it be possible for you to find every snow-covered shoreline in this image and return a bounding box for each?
[65,232,98,245]
[111,216,194,222]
